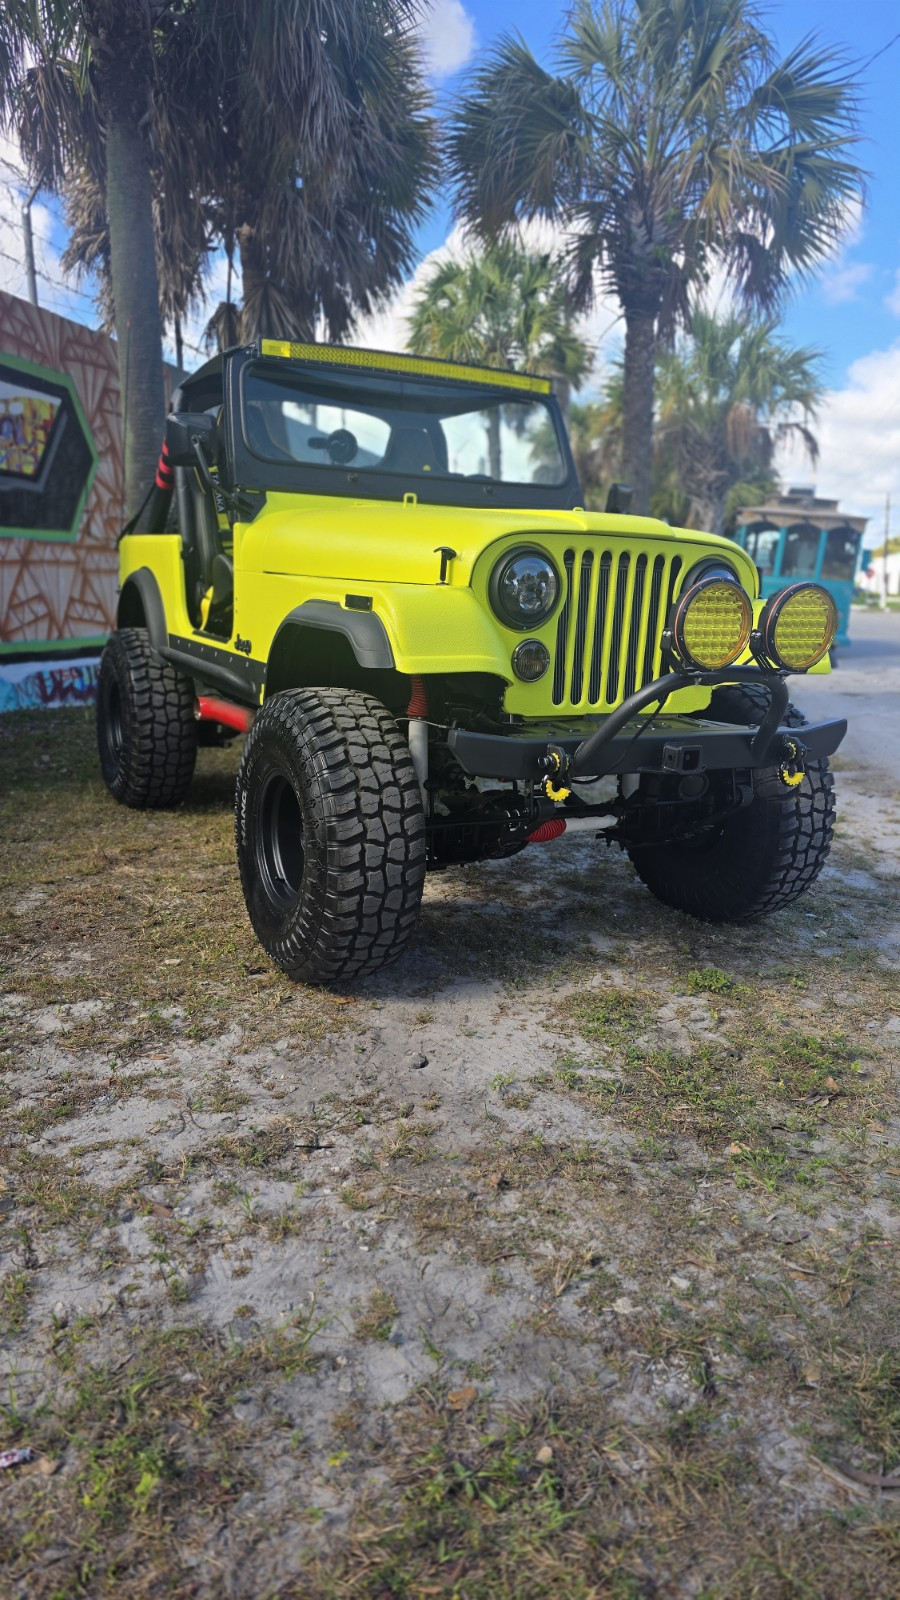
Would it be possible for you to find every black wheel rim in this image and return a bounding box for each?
[257,770,304,908]
[101,678,125,769]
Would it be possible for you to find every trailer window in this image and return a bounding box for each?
[821,527,860,582]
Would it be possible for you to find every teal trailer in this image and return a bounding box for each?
[732,491,867,649]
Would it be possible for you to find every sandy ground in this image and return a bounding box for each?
[798,607,900,778]
[0,618,897,1598]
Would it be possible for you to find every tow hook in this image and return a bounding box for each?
[775,734,808,789]
[539,742,572,803]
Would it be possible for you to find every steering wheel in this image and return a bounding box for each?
[308,427,358,465]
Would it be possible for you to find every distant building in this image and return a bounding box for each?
[857,540,900,599]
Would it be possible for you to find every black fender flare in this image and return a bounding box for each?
[269,601,395,675]
[117,567,167,649]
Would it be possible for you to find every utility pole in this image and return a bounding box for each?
[21,176,42,307]
[881,492,890,611]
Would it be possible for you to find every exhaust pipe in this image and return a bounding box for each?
[195,695,255,734]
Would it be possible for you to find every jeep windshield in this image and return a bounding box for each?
[233,357,580,511]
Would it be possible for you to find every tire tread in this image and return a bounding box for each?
[235,689,426,985]
[628,683,835,923]
[97,628,196,808]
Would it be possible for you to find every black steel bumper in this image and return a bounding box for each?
[449,714,846,780]
[448,667,847,782]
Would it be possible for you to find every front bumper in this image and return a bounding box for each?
[449,666,847,782]
[449,713,847,780]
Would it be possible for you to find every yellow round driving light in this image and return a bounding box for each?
[759,582,837,671]
[670,576,752,672]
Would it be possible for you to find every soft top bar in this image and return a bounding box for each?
[257,340,553,396]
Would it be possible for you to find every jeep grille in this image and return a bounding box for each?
[551,545,684,709]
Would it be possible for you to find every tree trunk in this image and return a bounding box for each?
[621,308,657,516]
[238,224,267,339]
[90,5,166,528]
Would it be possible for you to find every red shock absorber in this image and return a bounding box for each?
[407,674,429,718]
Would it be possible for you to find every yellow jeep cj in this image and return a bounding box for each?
[97,341,844,984]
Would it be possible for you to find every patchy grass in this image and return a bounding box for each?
[1,707,898,1598]
[301,1393,899,1600]
[0,709,363,1063]
[354,1285,399,1343]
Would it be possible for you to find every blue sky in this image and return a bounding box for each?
[1,1,899,540]
[414,0,900,543]
[422,1,900,387]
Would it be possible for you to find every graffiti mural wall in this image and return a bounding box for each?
[0,291,124,665]
[0,291,178,709]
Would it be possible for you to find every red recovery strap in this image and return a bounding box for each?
[155,439,174,492]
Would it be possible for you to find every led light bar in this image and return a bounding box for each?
[258,340,552,394]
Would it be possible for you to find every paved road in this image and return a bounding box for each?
[791,607,900,778]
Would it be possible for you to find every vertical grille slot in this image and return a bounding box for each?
[552,548,576,705]
[543,542,698,712]
[640,554,667,688]
[587,552,612,704]
[623,553,647,700]
[604,553,631,703]
[569,551,594,702]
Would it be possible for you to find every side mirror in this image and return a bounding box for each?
[605,481,634,515]
[165,411,218,467]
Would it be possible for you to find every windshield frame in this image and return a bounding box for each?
[223,350,582,511]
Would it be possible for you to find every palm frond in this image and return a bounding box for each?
[446,35,589,237]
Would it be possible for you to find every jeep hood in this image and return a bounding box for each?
[242,492,757,594]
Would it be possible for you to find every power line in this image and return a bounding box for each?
[0,237,98,304]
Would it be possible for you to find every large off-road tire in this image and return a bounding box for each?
[97,628,197,808]
[627,683,835,922]
[235,689,426,984]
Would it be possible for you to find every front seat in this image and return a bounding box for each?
[379,426,443,476]
[245,400,294,462]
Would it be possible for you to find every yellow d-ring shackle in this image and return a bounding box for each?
[778,737,806,789]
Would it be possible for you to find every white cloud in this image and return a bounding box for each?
[775,341,900,541]
[0,133,103,326]
[417,0,476,80]
[352,219,623,395]
[884,269,900,317]
[821,259,874,305]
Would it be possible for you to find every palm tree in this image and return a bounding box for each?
[152,0,436,346]
[407,242,591,475]
[651,310,822,531]
[58,3,434,348]
[1,2,434,519]
[1,1,171,522]
[581,310,822,528]
[445,0,862,514]
[567,390,623,509]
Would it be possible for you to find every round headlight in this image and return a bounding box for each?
[490,549,560,631]
[511,639,550,681]
[758,582,837,671]
[670,576,752,671]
